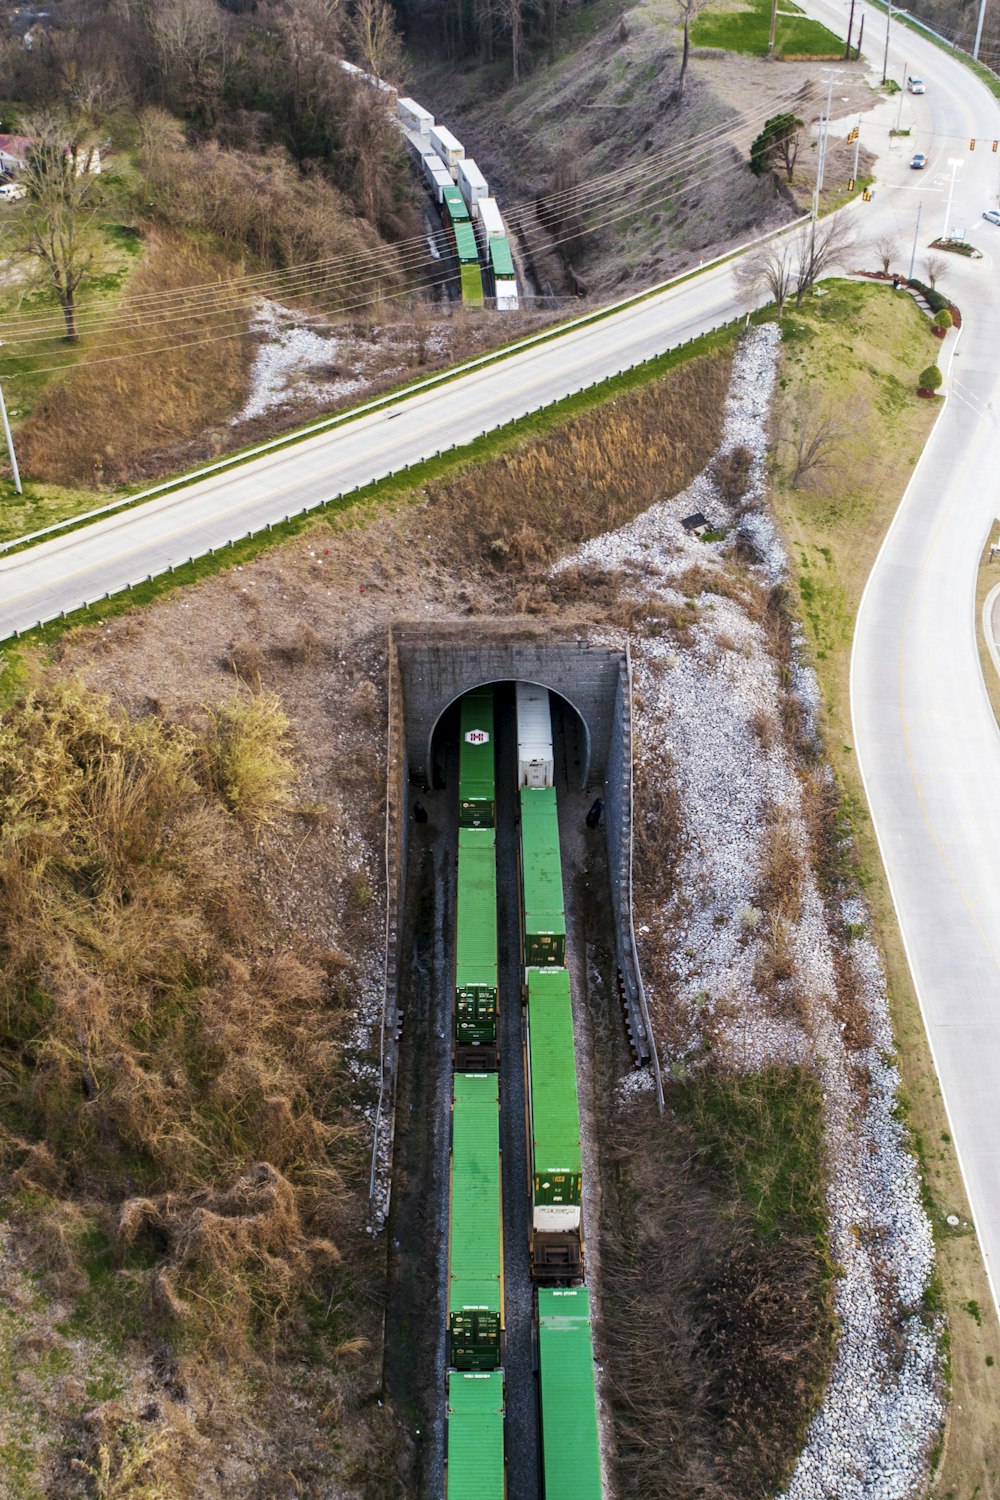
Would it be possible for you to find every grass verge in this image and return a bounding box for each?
[767,278,1000,1498]
[692,0,842,57]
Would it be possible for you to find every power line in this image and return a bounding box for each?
[17,149,789,377]
[0,94,807,348]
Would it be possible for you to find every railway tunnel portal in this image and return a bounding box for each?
[393,621,624,790]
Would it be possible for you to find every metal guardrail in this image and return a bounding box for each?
[624,639,665,1114]
[368,632,406,1223]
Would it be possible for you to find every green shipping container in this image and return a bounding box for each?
[460,259,485,306]
[489,235,515,280]
[450,1073,503,1369]
[453,219,480,264]
[520,786,566,965]
[527,968,582,1209]
[447,1369,505,1500]
[537,1287,602,1500]
[455,828,498,1055]
[443,184,471,223]
[459,690,495,827]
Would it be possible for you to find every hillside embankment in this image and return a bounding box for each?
[409,0,876,297]
[3,279,996,1496]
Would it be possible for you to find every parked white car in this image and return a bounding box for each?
[0,182,27,201]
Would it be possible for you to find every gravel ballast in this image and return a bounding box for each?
[561,324,944,1497]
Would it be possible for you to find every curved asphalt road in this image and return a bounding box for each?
[802,0,1000,1313]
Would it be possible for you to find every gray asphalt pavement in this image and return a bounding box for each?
[801,0,1000,1316]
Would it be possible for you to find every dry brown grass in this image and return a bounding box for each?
[425,351,733,578]
[18,233,254,487]
[0,674,358,1357]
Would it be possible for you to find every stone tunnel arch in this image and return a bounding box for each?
[428,678,593,790]
[392,626,624,792]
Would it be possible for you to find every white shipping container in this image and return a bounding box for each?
[457,157,489,210]
[533,1202,582,1234]
[516,682,554,788]
[396,96,434,138]
[429,124,465,174]
[426,163,453,204]
[495,279,519,312]
[477,197,505,240]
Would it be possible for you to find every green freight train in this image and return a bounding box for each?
[448,1072,503,1371]
[458,689,495,827]
[442,186,484,308]
[520,785,566,966]
[455,827,498,1069]
[538,1287,602,1500]
[446,1370,505,1499]
[525,966,583,1280]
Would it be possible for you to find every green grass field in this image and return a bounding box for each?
[692,0,842,57]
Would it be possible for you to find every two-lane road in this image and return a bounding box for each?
[0,260,749,639]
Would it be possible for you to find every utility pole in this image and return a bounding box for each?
[856,14,864,59]
[0,379,20,496]
[845,0,856,59]
[813,68,839,217]
[908,198,922,280]
[942,156,962,242]
[894,61,907,135]
[882,0,892,84]
[852,115,862,186]
[974,0,988,59]
[768,0,778,57]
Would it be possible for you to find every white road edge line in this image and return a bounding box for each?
[850,315,1000,1321]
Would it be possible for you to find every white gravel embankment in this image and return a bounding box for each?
[562,325,943,1497]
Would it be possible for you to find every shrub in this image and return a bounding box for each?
[933,308,953,330]
[905,277,949,314]
[199,690,296,826]
[918,364,943,392]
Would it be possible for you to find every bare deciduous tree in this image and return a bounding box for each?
[793,216,856,304]
[872,233,902,275]
[922,254,947,288]
[676,0,711,100]
[150,0,227,115]
[734,237,797,315]
[498,0,524,83]
[349,0,403,82]
[7,113,108,341]
[781,392,863,488]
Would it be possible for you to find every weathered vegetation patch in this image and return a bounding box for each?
[0,676,403,1496]
[601,1069,833,1500]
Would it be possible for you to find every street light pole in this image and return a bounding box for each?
[973,0,987,60]
[882,0,892,84]
[942,156,962,242]
[894,61,907,135]
[908,198,923,279]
